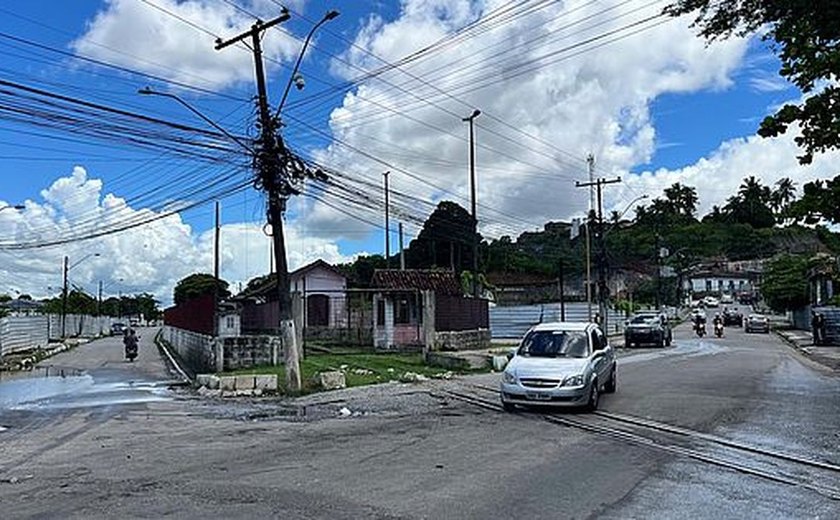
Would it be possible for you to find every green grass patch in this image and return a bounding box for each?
[227,352,489,394]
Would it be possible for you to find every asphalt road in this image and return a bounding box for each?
[1,325,839,519]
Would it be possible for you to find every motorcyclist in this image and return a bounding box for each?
[693,311,707,335]
[713,313,724,337]
[124,328,139,360]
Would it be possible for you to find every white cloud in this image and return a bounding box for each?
[617,128,840,217]
[71,0,299,91]
[0,167,353,306]
[307,0,751,239]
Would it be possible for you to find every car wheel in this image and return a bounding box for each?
[585,380,599,412]
[502,401,516,412]
[604,365,617,394]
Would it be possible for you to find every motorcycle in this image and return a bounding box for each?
[714,322,724,338]
[125,343,138,362]
[695,322,706,337]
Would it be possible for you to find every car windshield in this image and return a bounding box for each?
[518,330,590,358]
[630,315,657,324]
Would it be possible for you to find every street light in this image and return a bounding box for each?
[275,9,340,119]
[138,87,253,153]
[62,252,100,338]
[0,204,24,213]
[604,194,649,237]
[462,109,481,296]
[98,277,124,316]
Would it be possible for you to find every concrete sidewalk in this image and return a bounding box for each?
[775,329,840,372]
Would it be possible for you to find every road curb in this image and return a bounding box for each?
[154,330,191,383]
[774,330,840,372]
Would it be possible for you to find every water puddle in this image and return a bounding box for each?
[0,367,172,412]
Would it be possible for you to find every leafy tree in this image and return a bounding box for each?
[666,1,840,164]
[173,273,230,305]
[0,293,10,303]
[663,182,699,217]
[337,254,387,288]
[722,176,775,228]
[17,294,32,300]
[406,201,479,272]
[789,175,840,224]
[761,254,810,311]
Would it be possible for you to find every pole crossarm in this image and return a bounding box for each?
[214,12,290,50]
[575,176,622,332]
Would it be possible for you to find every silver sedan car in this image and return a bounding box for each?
[500,322,617,412]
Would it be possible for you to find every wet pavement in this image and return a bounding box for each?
[0,328,173,418]
[1,323,839,519]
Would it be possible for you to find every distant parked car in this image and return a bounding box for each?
[721,294,734,304]
[745,314,770,333]
[111,322,126,336]
[703,296,720,308]
[624,312,672,348]
[500,322,616,412]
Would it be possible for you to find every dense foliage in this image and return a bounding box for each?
[666,0,840,165]
[173,273,230,305]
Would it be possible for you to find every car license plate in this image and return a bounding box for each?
[526,391,551,401]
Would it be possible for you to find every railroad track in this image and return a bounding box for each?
[437,383,840,502]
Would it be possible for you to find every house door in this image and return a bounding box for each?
[307,294,330,327]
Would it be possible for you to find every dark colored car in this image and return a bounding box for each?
[722,307,743,327]
[624,312,672,348]
[110,322,126,336]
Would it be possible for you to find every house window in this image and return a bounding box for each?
[225,316,235,329]
[705,280,712,292]
[395,298,411,324]
[376,300,385,326]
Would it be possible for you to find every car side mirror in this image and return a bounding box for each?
[506,349,516,360]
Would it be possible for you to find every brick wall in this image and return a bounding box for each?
[163,325,285,374]
[219,336,284,371]
[433,329,491,351]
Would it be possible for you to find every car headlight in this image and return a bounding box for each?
[562,374,585,387]
[502,371,516,384]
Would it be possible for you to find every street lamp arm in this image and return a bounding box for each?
[69,252,100,271]
[274,10,340,120]
[604,194,649,237]
[138,87,254,153]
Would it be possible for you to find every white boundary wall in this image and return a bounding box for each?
[0,315,50,356]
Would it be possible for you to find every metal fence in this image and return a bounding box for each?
[489,302,628,339]
[0,315,50,356]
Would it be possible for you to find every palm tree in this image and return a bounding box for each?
[663,183,699,216]
[771,177,797,214]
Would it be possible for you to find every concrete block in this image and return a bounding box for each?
[235,375,255,391]
[254,374,278,391]
[317,371,346,390]
[219,376,237,391]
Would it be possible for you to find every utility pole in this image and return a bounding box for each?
[61,255,68,338]
[98,280,103,317]
[576,175,621,334]
[558,259,566,322]
[215,12,302,391]
[383,171,390,268]
[463,109,481,297]
[214,200,221,336]
[585,154,595,320]
[399,222,405,270]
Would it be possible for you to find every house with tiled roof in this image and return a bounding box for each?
[371,269,489,352]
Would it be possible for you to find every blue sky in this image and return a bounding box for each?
[0,0,833,301]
